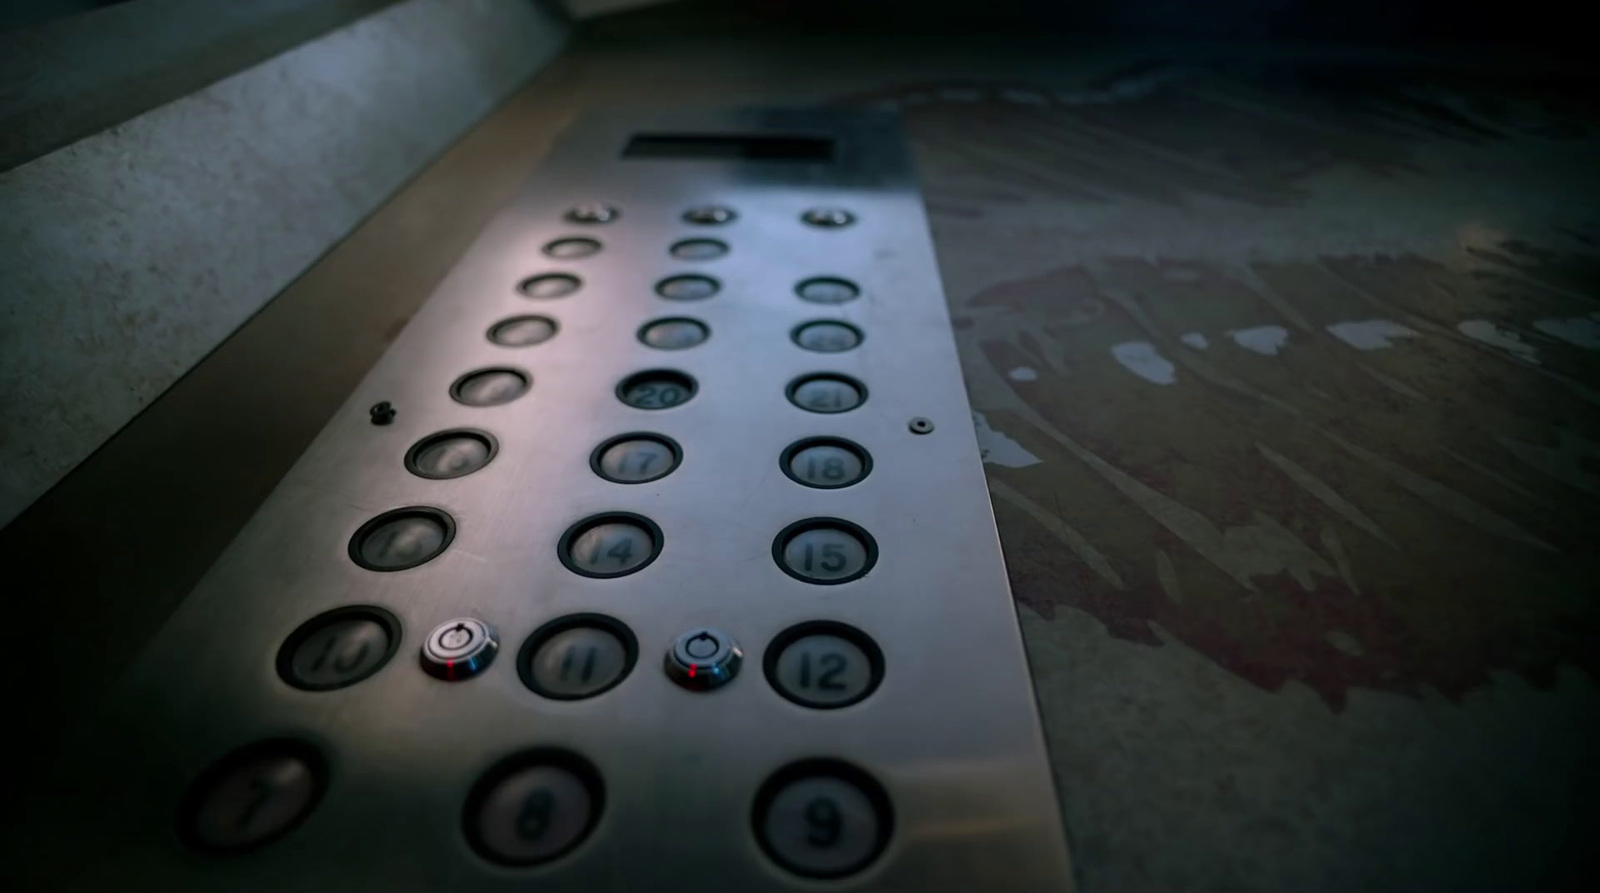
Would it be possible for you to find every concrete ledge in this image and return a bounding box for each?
[0,0,570,527]
[0,0,405,172]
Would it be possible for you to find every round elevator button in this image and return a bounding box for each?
[564,204,618,224]
[655,274,719,301]
[682,205,736,225]
[664,627,742,691]
[617,370,697,410]
[781,437,870,489]
[464,750,604,866]
[519,273,581,299]
[519,614,638,700]
[591,433,681,484]
[277,606,401,691]
[348,507,455,571]
[405,429,497,480]
[179,740,327,854]
[753,760,892,879]
[451,367,530,407]
[638,317,709,350]
[773,519,877,585]
[765,622,884,709]
[787,374,865,414]
[558,512,662,578]
[792,320,862,353]
[487,315,557,347]
[543,237,601,259]
[669,238,728,261]
[801,208,856,228]
[796,277,859,305]
[421,618,498,681]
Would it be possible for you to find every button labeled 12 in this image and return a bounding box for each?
[765,622,884,709]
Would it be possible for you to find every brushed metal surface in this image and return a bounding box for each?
[24,108,1073,891]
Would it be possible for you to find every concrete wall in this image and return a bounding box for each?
[0,0,570,527]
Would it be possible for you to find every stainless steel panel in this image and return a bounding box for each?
[22,109,1073,891]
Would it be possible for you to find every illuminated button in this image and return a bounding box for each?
[406,429,497,480]
[682,205,736,225]
[617,370,697,410]
[796,277,859,304]
[558,513,662,578]
[787,374,865,414]
[564,203,618,224]
[451,367,529,406]
[765,622,883,709]
[774,519,876,585]
[487,315,557,347]
[464,751,604,866]
[179,741,326,853]
[591,433,681,484]
[421,617,498,681]
[542,237,601,259]
[792,320,862,353]
[781,437,870,489]
[519,273,581,298]
[668,238,728,261]
[277,606,401,691]
[519,614,637,700]
[664,627,742,691]
[655,274,719,301]
[754,760,892,879]
[349,507,455,571]
[638,317,709,350]
[801,208,856,228]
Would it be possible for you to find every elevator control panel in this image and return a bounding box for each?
[19,110,1073,892]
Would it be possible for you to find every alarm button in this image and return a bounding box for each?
[664,627,741,691]
[421,618,498,681]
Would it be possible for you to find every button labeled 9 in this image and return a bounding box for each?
[753,759,893,879]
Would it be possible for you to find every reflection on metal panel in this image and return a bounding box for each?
[20,109,1073,891]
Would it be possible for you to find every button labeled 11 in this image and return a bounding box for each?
[520,614,639,700]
